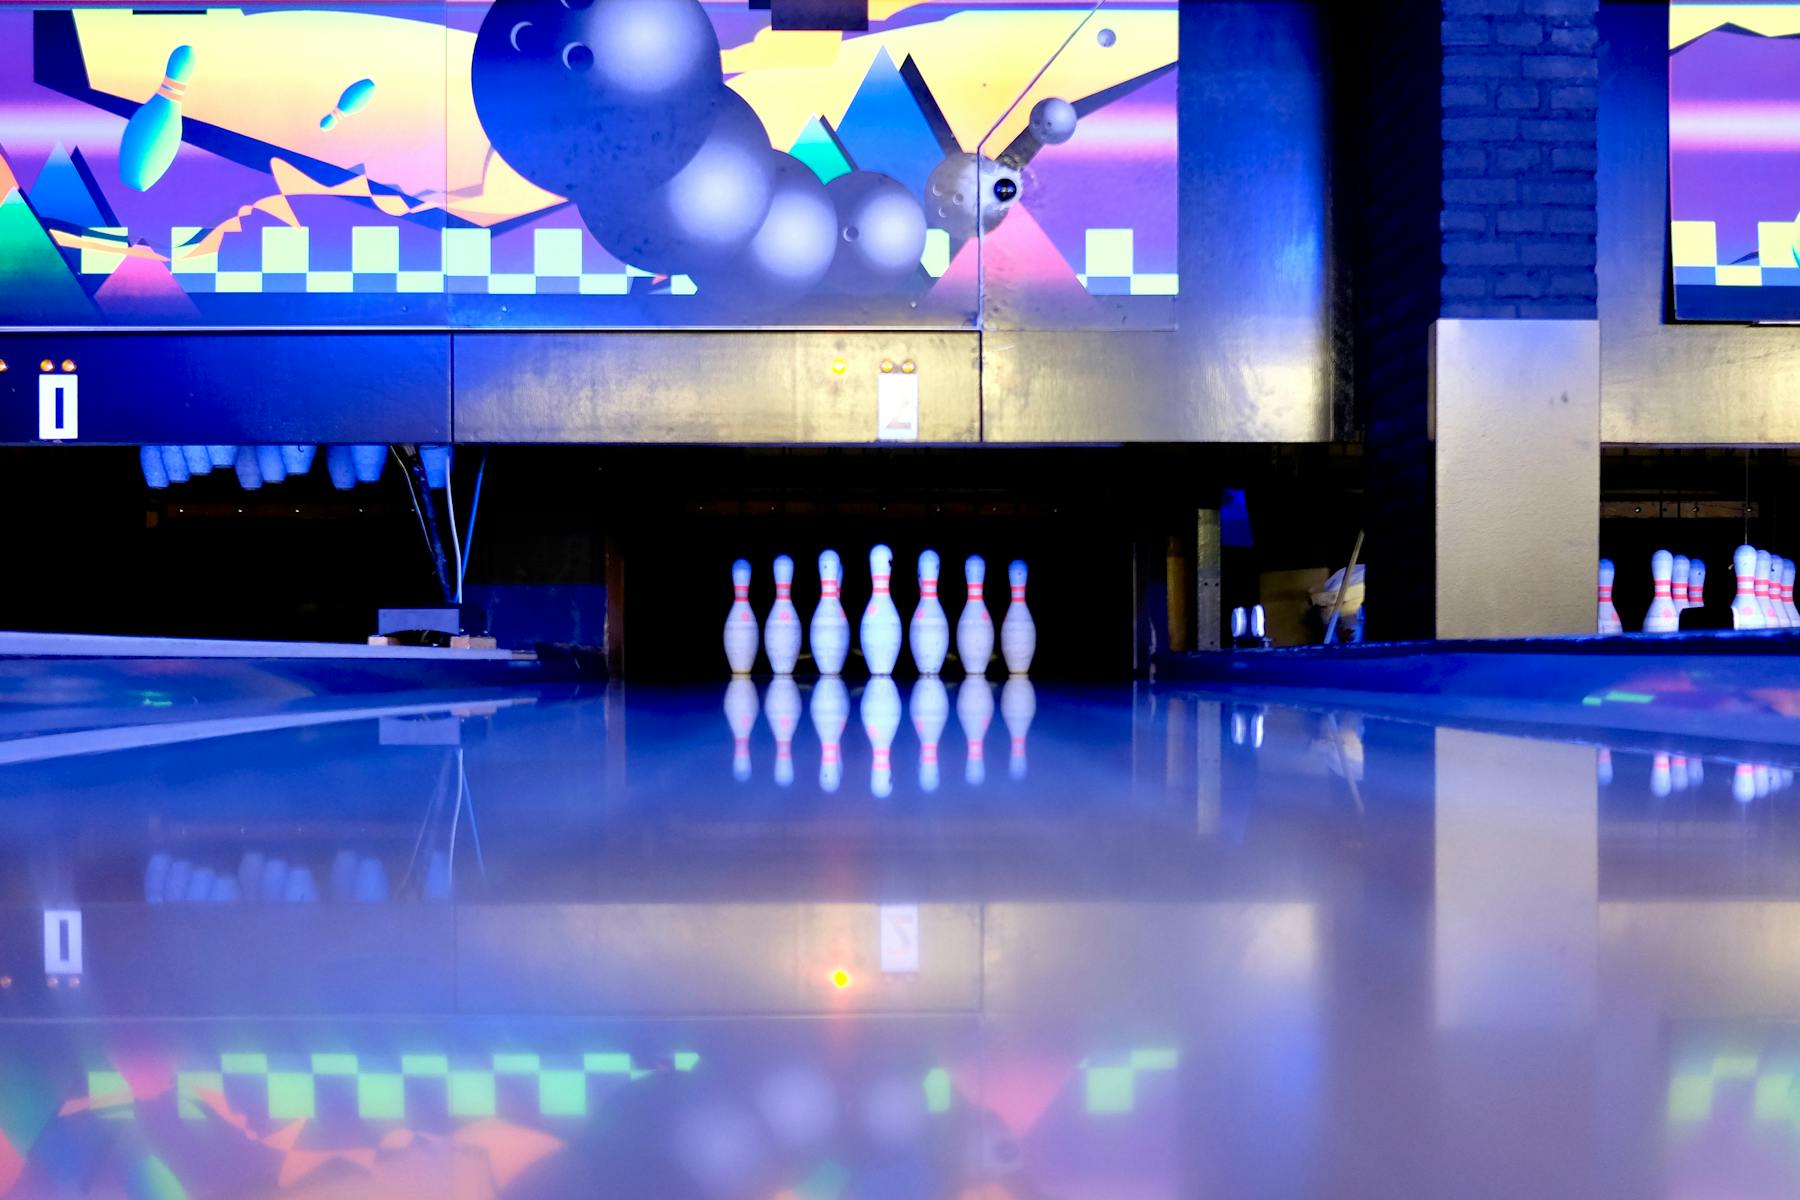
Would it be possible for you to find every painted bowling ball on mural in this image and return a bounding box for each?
[1028,96,1079,145]
[924,152,1020,239]
[822,170,928,295]
[581,89,775,274]
[696,152,839,304]
[471,0,725,199]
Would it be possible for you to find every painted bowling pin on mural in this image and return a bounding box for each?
[956,555,994,677]
[1596,559,1622,634]
[120,45,196,191]
[1732,544,1765,629]
[764,554,802,674]
[320,78,376,130]
[1641,550,1679,633]
[861,545,903,675]
[724,559,759,675]
[1001,559,1036,674]
[810,550,850,675]
[909,550,949,675]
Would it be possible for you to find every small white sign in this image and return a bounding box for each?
[43,909,82,975]
[876,373,919,442]
[39,374,77,441]
[879,904,920,973]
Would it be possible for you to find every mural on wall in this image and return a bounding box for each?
[0,1,1178,329]
[1669,3,1800,321]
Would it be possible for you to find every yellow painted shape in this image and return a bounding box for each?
[1670,220,1718,268]
[1673,5,1800,49]
[1760,220,1797,270]
[1717,264,1763,286]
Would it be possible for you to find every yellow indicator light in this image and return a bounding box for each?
[900,359,917,374]
[39,359,54,373]
[61,359,76,373]
[829,968,852,990]
[829,357,848,376]
[880,358,894,374]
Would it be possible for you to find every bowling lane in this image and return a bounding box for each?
[3,677,1800,1196]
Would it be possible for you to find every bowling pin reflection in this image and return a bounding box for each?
[909,676,949,792]
[1229,704,1266,749]
[956,679,994,784]
[862,677,902,798]
[1595,747,1612,786]
[811,676,849,793]
[765,676,802,788]
[724,677,759,782]
[1000,676,1036,780]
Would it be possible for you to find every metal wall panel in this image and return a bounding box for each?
[1599,3,1800,445]
[453,331,980,444]
[0,333,450,444]
[981,2,1335,444]
[1434,319,1599,638]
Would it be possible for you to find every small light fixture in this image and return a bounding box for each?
[900,359,917,374]
[0,975,11,989]
[829,967,852,990]
[880,358,895,374]
[0,359,9,373]
[46,976,58,989]
[60,359,76,373]
[39,359,53,373]
[830,357,848,376]
[68,976,80,989]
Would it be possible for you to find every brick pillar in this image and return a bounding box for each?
[1354,0,1599,640]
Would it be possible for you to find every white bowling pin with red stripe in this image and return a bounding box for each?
[811,550,850,675]
[861,545,903,675]
[1757,550,1782,626]
[1001,675,1036,780]
[724,677,758,781]
[1596,559,1622,634]
[1732,545,1764,629]
[724,559,759,675]
[910,676,949,793]
[1784,558,1800,625]
[1001,559,1036,675]
[862,675,901,798]
[1671,554,1690,612]
[764,554,802,674]
[1686,559,1705,612]
[909,550,949,674]
[765,676,801,787]
[1641,550,1679,633]
[957,677,993,785]
[810,675,849,793]
[956,555,994,677]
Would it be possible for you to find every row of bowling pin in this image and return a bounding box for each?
[1600,551,1708,634]
[726,547,1036,678]
[1727,545,1800,630]
[723,675,1036,796]
[143,848,435,904]
[1597,747,1793,802]
[140,444,392,490]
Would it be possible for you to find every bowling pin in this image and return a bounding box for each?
[1757,550,1781,626]
[331,848,359,901]
[145,852,171,902]
[1757,763,1773,798]
[861,545,903,675]
[1641,550,1679,633]
[160,444,189,485]
[956,678,993,784]
[862,675,901,798]
[810,675,849,793]
[1734,762,1757,803]
[765,676,801,787]
[1785,558,1800,625]
[1690,757,1706,787]
[139,445,169,489]
[1650,753,1671,798]
[1671,554,1690,613]
[1001,560,1037,675]
[1000,675,1036,780]
[119,44,195,191]
[1596,559,1622,634]
[764,555,802,674]
[811,550,850,675]
[956,555,994,676]
[325,445,357,490]
[909,676,949,793]
[724,559,760,676]
[724,677,758,781]
[909,550,950,674]
[1686,559,1706,612]
[1596,747,1613,787]
[1732,545,1764,629]
[185,866,215,903]
[1774,556,1793,627]
[206,445,236,468]
[1671,754,1690,791]
[353,856,390,903]
[256,444,287,484]
[181,445,212,476]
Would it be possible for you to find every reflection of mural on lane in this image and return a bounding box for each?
[0,1036,1180,1197]
[0,0,1177,328]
